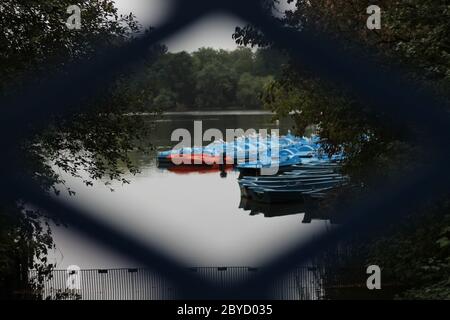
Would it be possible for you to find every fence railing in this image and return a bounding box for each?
[31,267,325,300]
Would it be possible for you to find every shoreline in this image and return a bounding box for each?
[126,110,275,116]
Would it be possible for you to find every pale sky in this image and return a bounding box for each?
[114,0,295,52]
[114,0,244,52]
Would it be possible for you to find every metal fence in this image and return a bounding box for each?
[3,0,450,299]
[32,267,324,300]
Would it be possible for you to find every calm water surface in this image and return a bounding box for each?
[49,112,332,268]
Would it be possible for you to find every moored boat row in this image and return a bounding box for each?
[157,132,342,170]
[238,161,348,203]
[156,132,347,204]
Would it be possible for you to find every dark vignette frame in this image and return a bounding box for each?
[1,0,449,299]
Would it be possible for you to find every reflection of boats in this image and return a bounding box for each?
[239,197,343,224]
[239,197,306,217]
[246,186,336,203]
[301,210,340,224]
[167,166,233,174]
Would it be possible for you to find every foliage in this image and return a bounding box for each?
[237,73,273,109]
[138,47,287,110]
[153,89,178,111]
[0,204,53,299]
[234,0,449,173]
[0,0,140,95]
[368,202,450,299]
[51,289,82,300]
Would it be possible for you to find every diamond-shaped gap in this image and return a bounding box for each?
[49,11,329,274]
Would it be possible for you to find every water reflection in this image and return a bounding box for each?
[239,196,306,218]
[238,196,344,224]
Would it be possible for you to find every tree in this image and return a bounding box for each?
[0,0,140,95]
[137,47,287,111]
[236,73,272,109]
[191,47,222,70]
[194,61,237,108]
[153,89,177,111]
[229,47,254,74]
[234,0,450,182]
[148,52,196,108]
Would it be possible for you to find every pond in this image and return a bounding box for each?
[49,111,334,269]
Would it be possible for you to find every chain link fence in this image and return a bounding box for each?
[3,0,449,299]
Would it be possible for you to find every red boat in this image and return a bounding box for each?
[159,152,233,168]
[162,153,233,166]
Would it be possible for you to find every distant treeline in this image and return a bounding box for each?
[123,47,287,111]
